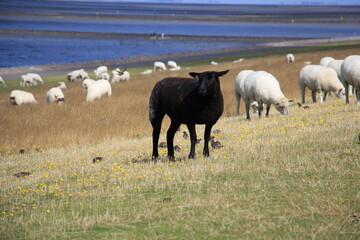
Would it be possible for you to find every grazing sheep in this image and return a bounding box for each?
[167,60,178,69]
[233,58,244,63]
[82,79,95,90]
[234,70,254,115]
[0,76,5,87]
[154,61,166,72]
[169,66,181,71]
[20,74,35,87]
[327,60,343,80]
[45,87,65,104]
[111,68,130,83]
[94,66,108,78]
[20,73,43,87]
[141,69,152,75]
[299,65,345,104]
[58,81,66,89]
[67,69,88,82]
[243,71,291,120]
[98,72,110,81]
[327,59,351,95]
[285,53,295,63]
[211,61,218,65]
[27,73,43,85]
[9,90,37,105]
[149,70,229,160]
[86,79,112,102]
[319,56,335,67]
[79,70,89,80]
[341,55,360,104]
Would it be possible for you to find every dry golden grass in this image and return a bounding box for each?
[0,46,359,151]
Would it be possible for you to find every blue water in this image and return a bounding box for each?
[0,33,261,67]
[1,15,359,38]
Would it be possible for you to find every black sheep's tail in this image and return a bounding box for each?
[149,82,161,124]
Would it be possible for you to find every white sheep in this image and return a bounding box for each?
[299,65,345,104]
[86,79,112,102]
[58,81,66,89]
[94,66,108,78]
[285,53,295,63]
[234,70,254,115]
[233,58,244,63]
[243,71,291,120]
[20,74,36,87]
[79,70,89,80]
[20,73,43,87]
[154,61,166,72]
[98,72,110,81]
[68,69,88,82]
[9,90,37,105]
[82,79,95,90]
[211,61,218,65]
[67,70,80,82]
[141,69,152,75]
[167,61,178,69]
[169,66,181,71]
[27,73,43,85]
[0,76,5,87]
[111,68,130,83]
[340,55,360,104]
[327,59,345,97]
[319,56,335,67]
[46,87,65,104]
[327,59,343,80]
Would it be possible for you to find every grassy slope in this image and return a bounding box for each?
[0,43,360,239]
[1,42,360,151]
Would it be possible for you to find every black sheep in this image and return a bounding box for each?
[149,70,229,161]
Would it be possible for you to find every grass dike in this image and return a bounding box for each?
[0,43,359,239]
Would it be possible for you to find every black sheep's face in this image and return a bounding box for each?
[189,70,229,96]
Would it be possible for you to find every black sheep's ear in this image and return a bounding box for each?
[189,72,199,79]
[217,70,230,77]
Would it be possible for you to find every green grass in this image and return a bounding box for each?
[1,42,360,239]
[1,97,359,239]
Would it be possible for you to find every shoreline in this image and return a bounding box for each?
[0,28,304,41]
[1,36,360,79]
[2,9,360,24]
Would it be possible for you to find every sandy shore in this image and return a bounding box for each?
[1,36,360,80]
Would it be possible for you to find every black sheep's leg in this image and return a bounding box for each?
[167,121,181,161]
[203,124,213,157]
[186,123,197,159]
[151,114,164,160]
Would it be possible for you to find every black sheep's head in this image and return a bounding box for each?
[189,70,229,96]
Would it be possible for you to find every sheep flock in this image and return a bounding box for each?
[1,55,359,113]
